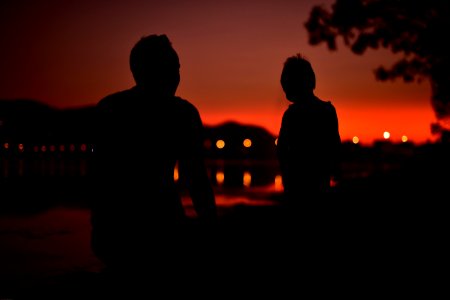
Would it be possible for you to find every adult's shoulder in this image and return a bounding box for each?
[174,96,201,115]
[282,103,301,120]
[97,88,134,110]
[174,96,197,109]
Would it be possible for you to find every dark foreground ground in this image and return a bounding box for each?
[1,144,448,298]
[0,184,446,299]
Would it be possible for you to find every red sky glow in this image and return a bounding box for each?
[0,0,437,144]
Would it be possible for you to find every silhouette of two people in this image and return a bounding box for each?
[90,35,217,288]
[89,36,341,292]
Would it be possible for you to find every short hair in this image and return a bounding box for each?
[129,34,180,84]
[281,53,316,91]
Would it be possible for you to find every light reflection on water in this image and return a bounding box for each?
[183,183,282,218]
[0,191,281,283]
[1,157,283,216]
[0,207,102,284]
[0,159,283,286]
[1,158,281,187]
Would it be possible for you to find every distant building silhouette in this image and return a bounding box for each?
[0,99,96,153]
[1,101,277,161]
[203,121,277,160]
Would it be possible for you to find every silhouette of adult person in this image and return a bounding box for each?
[277,53,341,205]
[90,34,217,289]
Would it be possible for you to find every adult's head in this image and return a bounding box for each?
[280,53,316,102]
[130,34,180,96]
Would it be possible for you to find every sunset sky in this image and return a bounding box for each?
[0,0,435,144]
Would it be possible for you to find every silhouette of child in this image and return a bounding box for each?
[277,53,341,203]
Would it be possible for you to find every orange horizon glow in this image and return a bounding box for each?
[201,103,437,145]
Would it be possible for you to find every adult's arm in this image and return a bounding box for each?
[178,104,217,223]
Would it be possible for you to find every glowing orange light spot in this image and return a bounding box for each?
[216,171,224,186]
[352,136,359,144]
[216,140,225,149]
[383,131,390,139]
[243,171,251,187]
[401,135,408,143]
[174,166,179,182]
[18,143,24,152]
[274,138,278,146]
[243,138,252,148]
[3,142,9,149]
[274,175,283,191]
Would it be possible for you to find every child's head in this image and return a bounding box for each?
[280,54,316,102]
